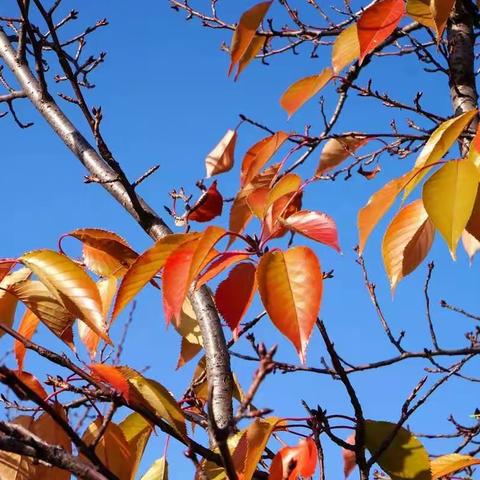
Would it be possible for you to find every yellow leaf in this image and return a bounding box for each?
[430,0,456,39]
[205,129,237,177]
[141,457,168,480]
[406,0,435,27]
[365,420,430,480]
[403,110,477,200]
[229,2,272,77]
[174,298,203,369]
[280,68,333,118]
[316,135,368,175]
[422,159,479,258]
[332,24,360,73]
[382,199,435,291]
[19,250,110,344]
[431,453,480,479]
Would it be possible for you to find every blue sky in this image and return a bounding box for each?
[1,1,479,478]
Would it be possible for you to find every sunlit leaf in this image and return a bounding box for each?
[257,246,322,362]
[215,263,257,337]
[382,199,435,290]
[205,129,237,178]
[174,298,203,369]
[119,412,153,480]
[280,68,333,118]
[14,309,40,372]
[112,233,198,322]
[11,370,47,400]
[19,250,110,344]
[468,124,480,171]
[462,230,480,263]
[357,0,404,64]
[403,110,478,200]
[236,35,267,80]
[332,24,360,73]
[262,190,303,241]
[187,181,223,223]
[430,0,456,39]
[269,437,318,480]
[197,252,251,288]
[342,434,356,479]
[0,260,15,283]
[64,228,138,278]
[422,159,479,258]
[364,420,430,480]
[82,418,131,480]
[316,135,368,175]
[281,210,341,252]
[466,186,480,241]
[241,133,289,187]
[141,457,168,480]
[430,453,480,479]
[406,0,435,27]
[229,1,272,77]
[163,226,224,323]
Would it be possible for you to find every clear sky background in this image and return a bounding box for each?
[1,1,479,478]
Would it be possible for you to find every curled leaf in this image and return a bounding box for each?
[205,129,237,178]
[316,135,368,175]
[187,181,223,223]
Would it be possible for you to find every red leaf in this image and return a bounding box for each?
[342,434,356,479]
[90,364,137,403]
[269,437,318,479]
[187,181,223,223]
[281,210,341,252]
[357,0,404,64]
[0,260,16,283]
[197,252,251,288]
[215,263,257,337]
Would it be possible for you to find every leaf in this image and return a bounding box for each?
[468,124,480,171]
[430,0,456,40]
[0,268,31,339]
[236,35,267,80]
[382,199,435,290]
[269,437,318,480]
[142,457,168,480]
[119,412,153,480]
[112,233,197,322]
[90,364,138,402]
[33,404,72,480]
[187,181,223,223]
[316,135,368,175]
[364,420,430,480]
[163,226,224,322]
[257,246,322,362]
[357,0,404,64]
[280,68,333,118]
[174,299,203,369]
[82,418,132,480]
[8,280,75,348]
[128,375,187,440]
[262,190,303,241]
[342,434,356,479]
[14,309,40,372]
[229,1,272,77]
[19,250,110,344]
[406,0,435,27]
[430,453,480,479]
[0,260,16,283]
[12,371,47,400]
[215,263,257,337]
[403,110,478,200]
[466,186,480,241]
[205,130,237,177]
[462,230,480,263]
[332,24,360,73]
[64,228,138,278]
[231,163,282,237]
[197,252,251,287]
[358,171,414,254]
[422,159,479,258]
[78,276,117,358]
[241,133,289,188]
[281,210,341,252]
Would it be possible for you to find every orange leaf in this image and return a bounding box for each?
[197,252,251,288]
[357,0,404,64]
[431,453,480,479]
[342,434,357,479]
[406,0,435,28]
[229,1,272,77]
[280,68,333,118]
[13,371,48,400]
[187,181,223,223]
[257,246,322,362]
[64,228,138,278]
[332,24,360,73]
[90,364,138,403]
[14,309,40,372]
[430,0,456,40]
[215,263,257,337]
[236,35,267,80]
[269,437,318,479]
[19,250,111,344]
[0,260,15,283]
[316,135,368,175]
[205,130,237,177]
[111,233,198,322]
[382,199,435,291]
[163,227,225,322]
[281,210,341,252]
[241,133,289,187]
[262,190,303,241]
